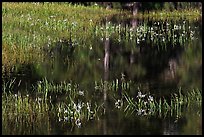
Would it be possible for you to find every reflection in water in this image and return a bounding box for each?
[130,18,138,65]
[131,18,138,29]
[104,37,110,81]
[161,58,178,82]
[162,118,181,135]
[102,17,110,135]
[2,16,202,135]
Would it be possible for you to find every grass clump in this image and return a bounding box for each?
[120,87,202,117]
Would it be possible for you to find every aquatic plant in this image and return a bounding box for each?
[2,76,202,135]
[2,78,106,129]
[95,79,132,91]
[119,87,202,118]
[56,99,104,126]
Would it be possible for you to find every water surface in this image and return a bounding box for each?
[2,16,202,135]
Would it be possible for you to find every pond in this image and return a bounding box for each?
[2,15,202,135]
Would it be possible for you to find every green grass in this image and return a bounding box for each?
[2,2,119,73]
[2,77,202,134]
[3,78,202,120]
[2,3,202,134]
[2,78,105,129]
[121,87,202,117]
[2,3,200,75]
[3,3,200,56]
[2,2,118,48]
[94,19,198,47]
[133,8,202,21]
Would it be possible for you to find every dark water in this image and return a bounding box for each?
[2,16,202,135]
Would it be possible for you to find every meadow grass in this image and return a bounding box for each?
[2,2,119,48]
[2,2,119,73]
[133,8,202,20]
[95,19,198,47]
[3,3,200,75]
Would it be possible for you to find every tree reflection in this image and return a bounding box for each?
[102,17,111,135]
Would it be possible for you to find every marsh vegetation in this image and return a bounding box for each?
[2,2,202,135]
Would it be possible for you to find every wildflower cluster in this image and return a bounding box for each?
[57,100,99,128]
[123,90,156,116]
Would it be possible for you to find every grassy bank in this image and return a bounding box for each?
[2,2,119,73]
[2,3,201,74]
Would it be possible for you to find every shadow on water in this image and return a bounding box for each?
[2,63,41,93]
